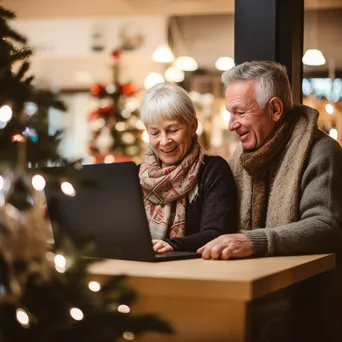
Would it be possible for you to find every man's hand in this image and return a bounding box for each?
[197,233,254,260]
[152,239,173,254]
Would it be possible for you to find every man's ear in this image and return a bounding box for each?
[269,97,284,122]
[191,118,198,136]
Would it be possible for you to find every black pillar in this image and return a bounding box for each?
[234,0,304,104]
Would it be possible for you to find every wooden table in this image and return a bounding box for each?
[89,254,335,342]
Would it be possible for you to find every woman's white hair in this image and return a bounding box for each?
[221,61,293,112]
[140,83,196,127]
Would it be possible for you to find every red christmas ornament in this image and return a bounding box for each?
[120,82,138,96]
[100,105,115,117]
[91,84,104,96]
[89,110,99,121]
[111,49,121,59]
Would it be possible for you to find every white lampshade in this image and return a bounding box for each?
[173,56,198,71]
[302,49,326,66]
[215,57,235,71]
[152,44,174,63]
[164,66,185,83]
[144,73,165,89]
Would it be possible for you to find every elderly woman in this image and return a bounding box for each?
[139,83,237,254]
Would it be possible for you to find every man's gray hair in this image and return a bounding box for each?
[140,83,196,127]
[221,61,293,111]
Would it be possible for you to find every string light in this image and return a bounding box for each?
[118,304,130,314]
[16,308,30,327]
[329,128,338,140]
[88,281,101,292]
[54,254,67,273]
[325,103,334,115]
[69,307,84,321]
[31,174,46,191]
[11,134,25,142]
[61,182,76,197]
[104,155,115,164]
[0,105,12,123]
[122,331,135,340]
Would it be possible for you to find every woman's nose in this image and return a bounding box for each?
[160,134,170,145]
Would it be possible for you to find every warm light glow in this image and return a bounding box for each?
[61,182,76,197]
[106,84,116,94]
[0,105,13,123]
[141,130,149,143]
[196,120,203,136]
[54,254,67,273]
[0,176,3,191]
[115,122,128,131]
[221,108,231,124]
[325,103,334,115]
[32,174,46,191]
[152,44,174,63]
[11,134,25,142]
[70,307,84,321]
[104,155,115,164]
[302,49,326,66]
[173,56,198,71]
[164,66,185,83]
[144,73,164,89]
[135,120,145,130]
[215,57,235,71]
[118,304,131,314]
[123,332,135,340]
[88,281,101,292]
[329,128,338,140]
[16,308,30,327]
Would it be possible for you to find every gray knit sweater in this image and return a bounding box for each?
[233,120,342,257]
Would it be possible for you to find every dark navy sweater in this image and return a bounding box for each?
[162,155,237,252]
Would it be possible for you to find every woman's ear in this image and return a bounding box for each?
[269,97,284,122]
[191,118,198,136]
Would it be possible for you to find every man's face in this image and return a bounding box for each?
[225,80,277,151]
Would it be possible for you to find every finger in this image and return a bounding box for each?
[221,246,234,260]
[156,246,172,254]
[198,237,221,255]
[197,245,205,254]
[152,239,160,245]
[153,242,163,252]
[210,244,226,260]
[201,243,224,260]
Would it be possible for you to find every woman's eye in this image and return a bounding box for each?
[150,132,159,136]
[169,129,179,133]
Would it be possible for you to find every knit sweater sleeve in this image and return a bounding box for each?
[165,156,237,252]
[243,134,342,256]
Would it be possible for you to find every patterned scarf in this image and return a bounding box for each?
[239,109,299,229]
[230,105,319,232]
[139,137,204,240]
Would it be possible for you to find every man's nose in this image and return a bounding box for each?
[228,117,238,131]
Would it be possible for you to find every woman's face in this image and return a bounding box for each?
[147,117,198,167]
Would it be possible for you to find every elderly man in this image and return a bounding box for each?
[198,60,342,260]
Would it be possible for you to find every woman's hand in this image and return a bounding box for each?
[152,239,173,254]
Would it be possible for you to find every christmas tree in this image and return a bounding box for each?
[88,46,145,163]
[0,6,172,342]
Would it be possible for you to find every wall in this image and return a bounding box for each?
[12,16,168,89]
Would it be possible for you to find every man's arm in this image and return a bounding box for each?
[243,134,342,256]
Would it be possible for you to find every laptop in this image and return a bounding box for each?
[44,161,201,262]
